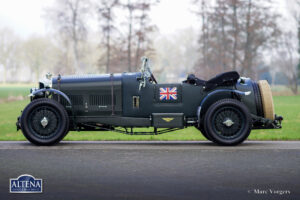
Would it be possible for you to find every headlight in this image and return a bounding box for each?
[39,73,53,89]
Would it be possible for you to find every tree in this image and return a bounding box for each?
[154,28,198,82]
[22,36,54,82]
[193,0,281,79]
[298,17,300,80]
[0,28,20,83]
[274,32,298,94]
[122,0,158,72]
[123,0,137,72]
[96,0,119,73]
[192,0,211,78]
[294,0,300,82]
[283,0,300,94]
[240,0,280,79]
[133,0,157,71]
[46,0,90,73]
[230,0,239,71]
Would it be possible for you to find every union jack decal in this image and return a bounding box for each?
[159,87,177,100]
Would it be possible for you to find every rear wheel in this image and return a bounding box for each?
[20,98,69,145]
[204,99,252,146]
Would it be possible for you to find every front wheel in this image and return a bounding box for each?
[20,98,69,145]
[204,99,252,146]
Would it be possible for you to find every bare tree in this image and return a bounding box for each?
[133,0,158,71]
[121,0,157,72]
[154,28,198,82]
[294,0,300,84]
[298,16,300,81]
[0,28,19,83]
[193,0,281,79]
[283,0,300,94]
[22,36,54,82]
[96,0,119,73]
[46,0,90,73]
[274,32,298,94]
[240,0,281,79]
[230,0,239,71]
[123,0,137,72]
[193,0,211,78]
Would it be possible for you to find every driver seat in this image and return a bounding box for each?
[183,71,240,91]
[182,74,206,85]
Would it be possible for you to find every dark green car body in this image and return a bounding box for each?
[48,71,277,129]
[17,63,283,145]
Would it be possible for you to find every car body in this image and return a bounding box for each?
[17,58,283,145]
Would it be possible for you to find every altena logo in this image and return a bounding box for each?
[10,174,42,193]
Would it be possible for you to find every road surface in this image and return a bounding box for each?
[0,141,299,200]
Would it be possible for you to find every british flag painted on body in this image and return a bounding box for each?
[159,87,177,100]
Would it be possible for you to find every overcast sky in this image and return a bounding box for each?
[0,0,199,38]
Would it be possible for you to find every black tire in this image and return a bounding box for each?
[195,126,212,141]
[20,98,69,145]
[204,99,252,146]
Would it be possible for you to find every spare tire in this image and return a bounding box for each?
[258,80,275,120]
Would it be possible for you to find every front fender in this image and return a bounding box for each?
[30,88,72,106]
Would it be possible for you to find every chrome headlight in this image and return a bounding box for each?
[39,73,53,89]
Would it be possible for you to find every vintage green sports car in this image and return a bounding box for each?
[16,58,282,146]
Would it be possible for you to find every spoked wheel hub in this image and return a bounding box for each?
[222,118,234,127]
[28,106,61,139]
[212,107,244,139]
[40,117,49,128]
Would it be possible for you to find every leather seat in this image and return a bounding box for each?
[205,71,240,91]
[183,74,206,85]
[183,71,240,91]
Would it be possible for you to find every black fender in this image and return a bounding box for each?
[30,88,77,129]
[31,88,72,107]
[197,89,251,126]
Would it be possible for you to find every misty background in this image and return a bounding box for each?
[0,0,299,94]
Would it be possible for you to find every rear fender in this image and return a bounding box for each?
[197,89,251,126]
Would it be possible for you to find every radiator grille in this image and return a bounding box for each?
[89,95,115,106]
[59,95,83,106]
[70,95,84,105]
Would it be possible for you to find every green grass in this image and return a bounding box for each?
[248,95,300,140]
[0,84,34,99]
[0,96,299,141]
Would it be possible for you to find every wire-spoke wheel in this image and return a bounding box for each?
[204,99,252,146]
[21,98,69,145]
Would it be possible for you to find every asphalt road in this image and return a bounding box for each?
[0,141,299,200]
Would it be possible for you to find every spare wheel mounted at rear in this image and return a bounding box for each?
[258,80,275,120]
